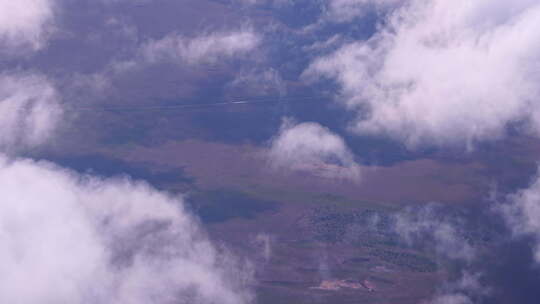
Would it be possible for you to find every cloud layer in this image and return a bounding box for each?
[305,0,540,148]
[0,156,253,304]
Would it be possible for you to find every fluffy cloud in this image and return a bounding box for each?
[0,72,62,151]
[268,119,360,180]
[304,0,540,148]
[0,0,55,53]
[0,156,253,304]
[141,29,260,66]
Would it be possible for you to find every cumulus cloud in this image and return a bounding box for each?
[304,0,540,148]
[0,0,56,53]
[0,72,62,151]
[268,119,360,180]
[141,29,261,66]
[0,156,253,304]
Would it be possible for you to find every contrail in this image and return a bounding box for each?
[71,96,321,112]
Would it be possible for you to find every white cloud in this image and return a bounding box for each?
[0,72,62,151]
[141,29,261,66]
[268,119,360,180]
[304,0,540,148]
[0,156,253,304]
[0,0,55,53]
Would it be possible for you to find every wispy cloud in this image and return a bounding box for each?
[227,68,286,97]
[426,272,486,304]
[0,72,62,151]
[323,0,401,23]
[140,28,261,66]
[81,27,262,96]
[500,168,540,263]
[393,205,489,304]
[394,204,476,262]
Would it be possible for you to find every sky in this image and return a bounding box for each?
[2,0,540,303]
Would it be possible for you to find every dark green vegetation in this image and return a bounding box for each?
[303,205,440,273]
[369,249,438,273]
[308,207,397,245]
